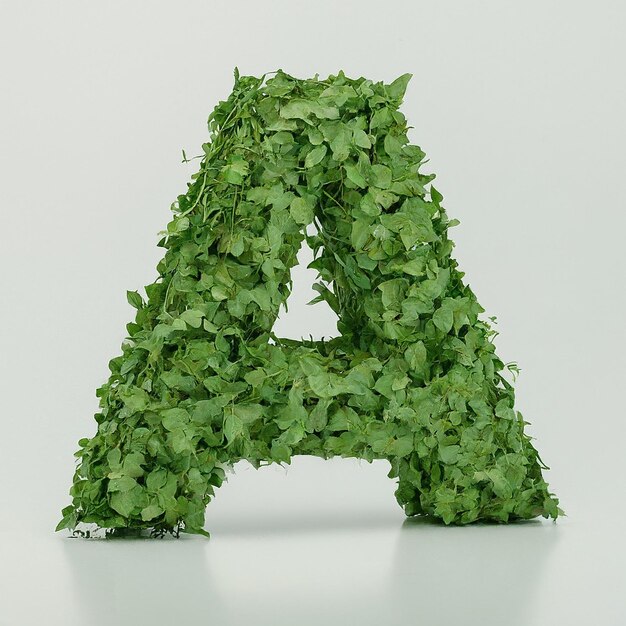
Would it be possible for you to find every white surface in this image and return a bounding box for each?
[1,1,625,624]
[1,460,624,625]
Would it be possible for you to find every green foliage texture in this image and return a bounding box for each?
[58,69,561,537]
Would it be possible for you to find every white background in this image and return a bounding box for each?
[1,1,625,624]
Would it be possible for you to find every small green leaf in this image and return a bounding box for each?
[304,144,327,169]
[230,403,264,424]
[433,305,454,333]
[486,468,512,499]
[110,490,137,517]
[108,475,138,492]
[280,100,313,120]
[172,318,187,331]
[180,309,204,328]
[353,128,372,149]
[127,290,144,310]
[224,413,243,444]
[141,504,164,521]
[431,185,444,205]
[384,134,403,157]
[351,220,370,250]
[271,442,291,464]
[290,196,315,224]
[369,164,392,189]
[389,435,414,457]
[162,408,190,432]
[308,372,342,398]
[439,445,460,465]
[221,158,249,184]
[122,452,145,478]
[386,73,412,101]
[344,163,367,188]
[405,341,427,372]
[495,399,515,420]
[146,469,168,492]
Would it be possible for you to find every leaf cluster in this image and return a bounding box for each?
[58,69,560,536]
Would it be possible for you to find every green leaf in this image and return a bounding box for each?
[325,122,352,161]
[280,99,339,121]
[307,372,342,398]
[127,290,144,310]
[167,216,190,234]
[271,442,291,464]
[351,220,370,250]
[122,452,145,478]
[486,468,513,499]
[290,196,315,224]
[307,127,324,145]
[211,285,230,301]
[495,399,515,420]
[319,84,357,106]
[306,400,329,432]
[386,73,412,101]
[439,445,460,464]
[120,388,149,413]
[108,475,138,492]
[110,490,138,517]
[146,469,168,492]
[279,422,306,445]
[280,100,313,120]
[230,403,264,424]
[469,398,492,420]
[224,413,243,444]
[221,158,249,184]
[378,279,406,310]
[172,318,187,331]
[304,144,327,169]
[180,309,204,328]
[160,371,196,393]
[344,163,367,189]
[431,185,444,205]
[389,434,414,457]
[369,164,392,189]
[162,408,190,432]
[433,305,454,334]
[352,128,372,149]
[400,258,426,277]
[141,504,164,521]
[229,234,245,257]
[107,448,122,470]
[405,341,427,372]
[384,134,403,157]
[374,374,396,399]
[327,407,352,432]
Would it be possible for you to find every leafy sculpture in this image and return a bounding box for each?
[58,69,561,537]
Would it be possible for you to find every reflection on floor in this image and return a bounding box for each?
[57,457,560,626]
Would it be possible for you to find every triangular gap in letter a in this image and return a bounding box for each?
[272,223,339,342]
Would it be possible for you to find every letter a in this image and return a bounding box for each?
[58,70,560,537]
